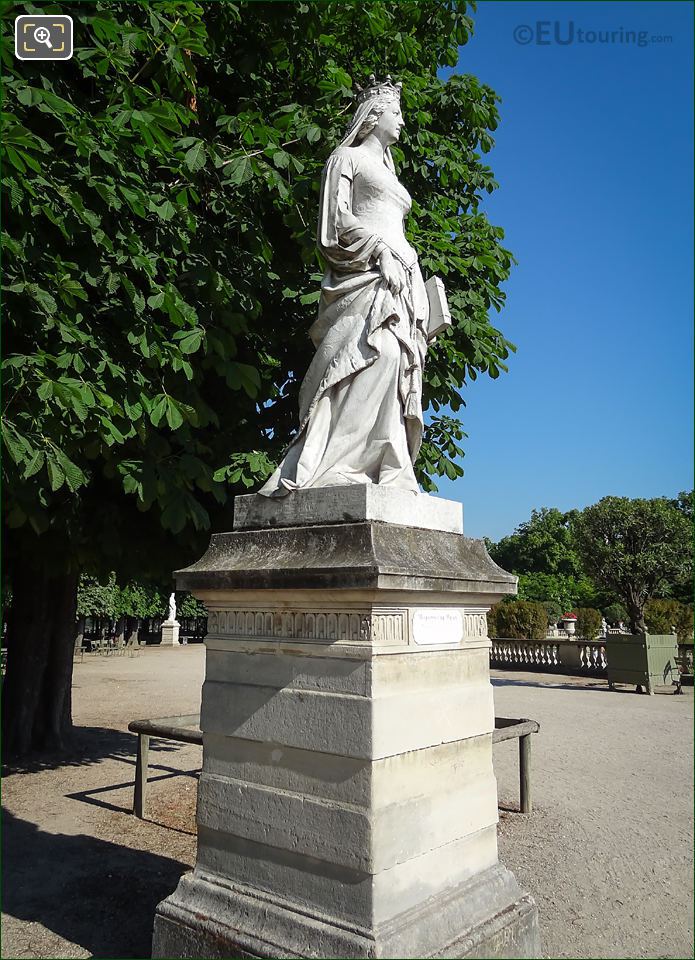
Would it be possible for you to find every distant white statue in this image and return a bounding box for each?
[260,75,448,498]
[161,592,181,646]
[601,617,608,637]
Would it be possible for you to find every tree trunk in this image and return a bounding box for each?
[74,616,85,655]
[2,549,79,757]
[125,617,139,646]
[626,594,647,635]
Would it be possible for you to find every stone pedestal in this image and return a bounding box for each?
[152,490,541,959]
[160,620,181,645]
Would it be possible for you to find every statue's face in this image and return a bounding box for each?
[376,101,404,143]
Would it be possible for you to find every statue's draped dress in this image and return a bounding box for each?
[259,142,429,497]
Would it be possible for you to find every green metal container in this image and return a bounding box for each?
[606,633,679,695]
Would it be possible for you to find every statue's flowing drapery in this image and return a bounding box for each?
[259,116,430,498]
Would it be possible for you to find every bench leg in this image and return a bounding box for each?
[519,734,532,814]
[134,733,150,819]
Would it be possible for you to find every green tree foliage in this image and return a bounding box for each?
[492,599,546,641]
[489,508,582,579]
[517,571,600,612]
[573,497,692,634]
[76,573,206,620]
[541,599,563,627]
[669,491,694,603]
[177,592,207,618]
[77,573,118,618]
[486,602,499,640]
[77,574,163,620]
[2,1,516,754]
[572,607,601,641]
[674,605,694,646]
[644,599,693,645]
[672,490,693,521]
[491,506,605,611]
[116,581,167,619]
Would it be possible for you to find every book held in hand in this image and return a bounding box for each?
[425,275,452,341]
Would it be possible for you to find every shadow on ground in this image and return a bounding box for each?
[491,675,684,696]
[2,725,182,775]
[492,676,610,693]
[2,807,189,959]
[65,762,199,820]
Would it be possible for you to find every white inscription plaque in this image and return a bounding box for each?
[412,608,463,646]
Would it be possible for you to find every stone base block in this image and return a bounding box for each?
[157,511,538,959]
[161,621,180,645]
[233,485,463,535]
[152,864,541,959]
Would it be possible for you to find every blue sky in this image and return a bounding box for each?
[432,0,694,540]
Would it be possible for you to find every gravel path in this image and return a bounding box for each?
[492,672,693,959]
[2,647,692,959]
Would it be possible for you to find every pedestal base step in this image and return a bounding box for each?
[152,865,541,959]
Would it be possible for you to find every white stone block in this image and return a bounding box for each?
[160,621,180,645]
[201,678,493,760]
[201,732,494,810]
[196,767,498,873]
[202,733,372,806]
[233,485,463,534]
[192,822,500,929]
[371,824,500,925]
[204,648,370,695]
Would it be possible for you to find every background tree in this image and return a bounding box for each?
[75,572,206,635]
[541,599,563,627]
[488,507,606,610]
[177,592,207,619]
[516,571,600,613]
[76,573,118,621]
[572,496,692,634]
[486,602,500,640]
[2,0,515,755]
[603,602,627,626]
[644,599,694,645]
[115,581,168,621]
[669,491,694,603]
[572,607,602,641]
[489,507,583,577]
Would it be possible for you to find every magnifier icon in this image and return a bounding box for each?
[33,26,53,49]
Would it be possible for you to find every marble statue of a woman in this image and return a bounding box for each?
[260,76,431,498]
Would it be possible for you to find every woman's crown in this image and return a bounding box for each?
[354,74,402,106]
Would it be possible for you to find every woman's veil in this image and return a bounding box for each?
[333,95,397,172]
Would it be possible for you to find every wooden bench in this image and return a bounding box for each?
[128,713,540,819]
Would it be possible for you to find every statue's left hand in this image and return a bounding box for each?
[378,249,405,296]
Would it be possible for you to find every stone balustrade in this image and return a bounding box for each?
[490,638,608,675]
[492,637,694,679]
